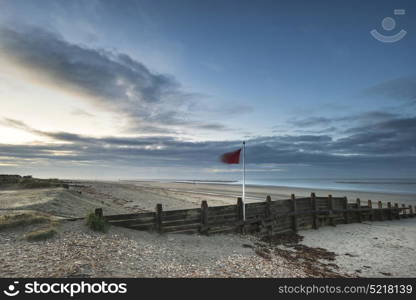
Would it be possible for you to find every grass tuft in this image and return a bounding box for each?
[24,227,57,241]
[0,212,52,230]
[86,212,109,232]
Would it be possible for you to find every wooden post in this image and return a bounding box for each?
[156,203,163,233]
[95,208,103,218]
[237,197,244,221]
[265,195,272,218]
[343,197,349,224]
[328,194,335,226]
[387,202,392,220]
[402,204,407,218]
[291,194,298,232]
[311,193,318,229]
[356,198,362,223]
[237,197,244,233]
[201,200,208,233]
[394,203,400,219]
[378,201,383,221]
[409,205,414,217]
[368,200,373,221]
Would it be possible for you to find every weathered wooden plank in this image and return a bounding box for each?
[368,200,373,221]
[291,194,298,232]
[237,197,244,223]
[246,202,267,209]
[265,196,272,218]
[208,205,237,212]
[208,219,239,227]
[270,201,292,208]
[328,194,335,226]
[343,197,349,224]
[378,201,383,221]
[394,203,400,219]
[104,211,155,221]
[356,198,362,223]
[311,193,318,229]
[162,208,201,217]
[387,202,393,220]
[163,223,201,233]
[156,203,163,233]
[401,204,408,218]
[207,214,238,223]
[108,218,155,227]
[162,218,201,227]
[207,212,238,220]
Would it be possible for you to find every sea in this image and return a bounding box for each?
[175,178,416,195]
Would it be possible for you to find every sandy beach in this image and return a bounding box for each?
[1,180,415,277]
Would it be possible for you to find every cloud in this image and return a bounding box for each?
[363,76,416,102]
[0,26,225,133]
[2,115,416,172]
[290,111,399,128]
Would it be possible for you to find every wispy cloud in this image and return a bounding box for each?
[0,26,227,134]
[362,76,416,103]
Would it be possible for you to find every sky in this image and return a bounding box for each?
[0,0,415,180]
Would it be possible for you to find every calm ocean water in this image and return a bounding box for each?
[173,178,416,195]
[176,178,416,195]
[238,178,416,195]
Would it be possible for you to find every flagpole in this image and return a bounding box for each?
[242,141,246,221]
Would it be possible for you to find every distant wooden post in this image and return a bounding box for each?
[343,197,349,224]
[409,205,414,217]
[95,208,103,218]
[311,193,318,229]
[402,204,407,218]
[378,201,383,221]
[201,201,208,233]
[356,198,362,223]
[291,194,298,232]
[387,202,393,220]
[394,203,400,219]
[328,195,335,226]
[156,203,163,233]
[265,195,272,218]
[368,200,373,221]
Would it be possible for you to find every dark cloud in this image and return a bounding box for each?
[0,26,225,133]
[2,115,416,171]
[363,76,416,102]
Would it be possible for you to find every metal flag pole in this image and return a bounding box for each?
[242,141,246,221]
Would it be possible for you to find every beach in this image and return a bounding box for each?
[1,179,415,277]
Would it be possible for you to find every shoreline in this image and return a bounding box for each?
[121,179,416,197]
[121,180,416,206]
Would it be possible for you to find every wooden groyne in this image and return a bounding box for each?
[96,193,415,235]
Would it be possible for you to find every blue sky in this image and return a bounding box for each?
[0,0,415,180]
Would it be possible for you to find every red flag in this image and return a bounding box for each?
[220,148,241,164]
